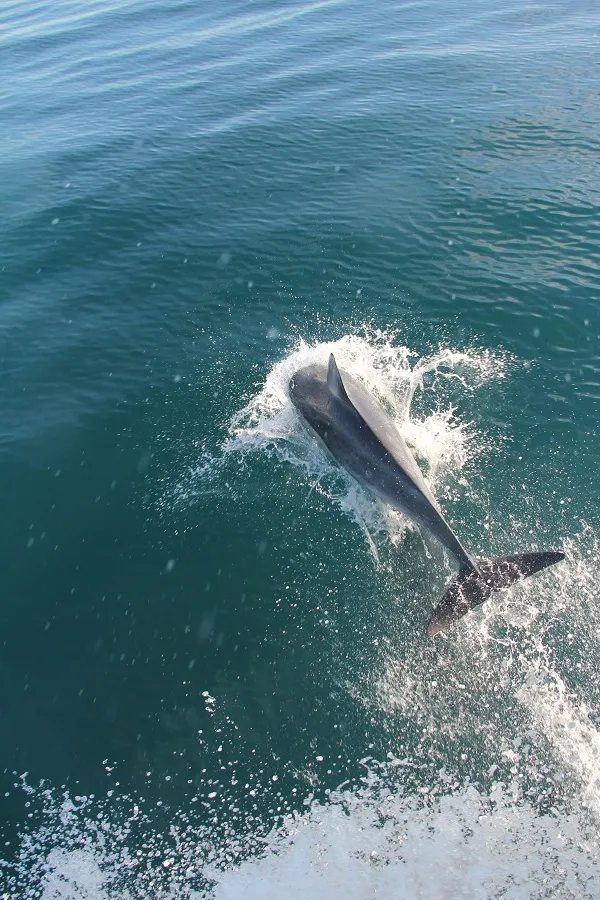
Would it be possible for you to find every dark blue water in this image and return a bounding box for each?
[2,1,600,896]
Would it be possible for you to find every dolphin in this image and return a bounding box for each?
[288,353,564,637]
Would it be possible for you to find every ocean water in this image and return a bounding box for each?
[2,0,600,896]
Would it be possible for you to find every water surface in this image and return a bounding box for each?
[2,1,600,896]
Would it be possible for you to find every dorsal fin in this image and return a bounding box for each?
[327,354,350,402]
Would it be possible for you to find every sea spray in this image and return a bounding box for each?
[5,762,598,899]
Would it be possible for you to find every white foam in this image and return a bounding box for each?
[519,671,600,817]
[39,848,109,900]
[210,782,599,900]
[8,773,599,899]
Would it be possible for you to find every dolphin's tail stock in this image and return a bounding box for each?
[426,550,565,638]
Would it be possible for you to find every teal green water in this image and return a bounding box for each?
[2,1,600,896]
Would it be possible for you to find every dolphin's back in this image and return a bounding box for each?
[290,355,477,572]
[339,371,442,514]
[289,357,439,513]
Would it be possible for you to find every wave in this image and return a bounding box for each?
[5,762,599,899]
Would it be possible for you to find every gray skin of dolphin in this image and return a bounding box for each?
[288,354,564,637]
[289,355,476,571]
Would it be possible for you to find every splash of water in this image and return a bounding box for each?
[209,778,598,900]
[375,527,600,830]
[222,330,505,547]
[5,765,599,899]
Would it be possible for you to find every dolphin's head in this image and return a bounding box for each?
[289,364,331,441]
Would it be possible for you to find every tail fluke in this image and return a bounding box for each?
[427,551,565,638]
